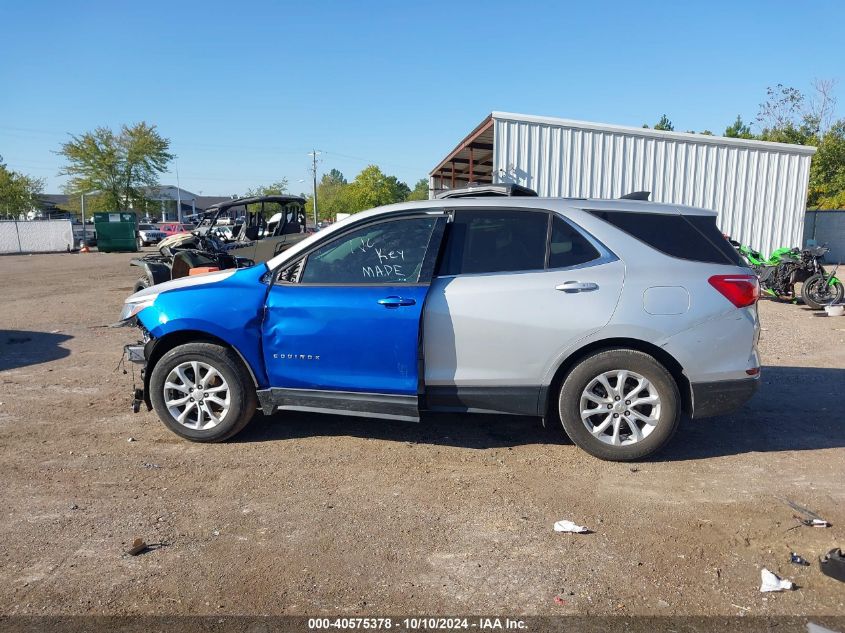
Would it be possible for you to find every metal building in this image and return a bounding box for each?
[430,112,816,256]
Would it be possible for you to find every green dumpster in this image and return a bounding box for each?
[93,212,138,252]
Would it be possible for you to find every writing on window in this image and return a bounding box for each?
[301,217,436,284]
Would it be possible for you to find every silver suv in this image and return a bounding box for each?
[120,190,760,461]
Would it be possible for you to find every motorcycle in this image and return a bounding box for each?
[799,245,844,309]
[731,240,843,308]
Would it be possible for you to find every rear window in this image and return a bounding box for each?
[586,210,743,266]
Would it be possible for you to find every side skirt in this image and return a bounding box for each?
[256,388,420,422]
[424,385,540,416]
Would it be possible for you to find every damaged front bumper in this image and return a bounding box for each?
[124,342,148,413]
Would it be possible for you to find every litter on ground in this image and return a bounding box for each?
[553,520,590,534]
[760,568,794,592]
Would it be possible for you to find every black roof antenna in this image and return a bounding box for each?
[620,191,651,201]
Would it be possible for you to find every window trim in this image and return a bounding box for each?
[272,212,448,287]
[434,207,615,279]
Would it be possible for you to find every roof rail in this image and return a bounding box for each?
[619,191,651,201]
[435,183,538,199]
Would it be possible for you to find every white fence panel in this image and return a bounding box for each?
[0,220,74,254]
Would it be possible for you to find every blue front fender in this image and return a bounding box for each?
[136,265,271,387]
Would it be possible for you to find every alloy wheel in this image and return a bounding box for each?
[579,369,661,446]
[163,361,231,430]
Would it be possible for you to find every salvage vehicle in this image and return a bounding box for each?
[137,224,167,247]
[129,194,308,291]
[119,188,761,461]
[158,222,195,237]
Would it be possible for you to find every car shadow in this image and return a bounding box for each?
[654,365,845,461]
[0,330,73,372]
[236,365,844,458]
[237,409,568,450]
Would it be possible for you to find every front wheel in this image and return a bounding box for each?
[558,349,680,461]
[802,274,844,309]
[133,275,151,292]
[149,342,257,442]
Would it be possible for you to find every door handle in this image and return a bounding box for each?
[555,281,599,293]
[377,296,417,308]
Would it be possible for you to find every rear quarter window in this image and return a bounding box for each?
[586,210,744,266]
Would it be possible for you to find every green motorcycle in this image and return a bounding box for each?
[732,240,843,308]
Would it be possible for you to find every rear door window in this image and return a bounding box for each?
[548,215,601,269]
[437,210,549,275]
[586,210,743,265]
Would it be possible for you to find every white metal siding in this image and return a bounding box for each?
[493,116,814,256]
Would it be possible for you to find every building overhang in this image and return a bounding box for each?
[429,114,494,193]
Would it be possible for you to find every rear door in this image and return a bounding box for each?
[261,213,447,420]
[423,209,625,415]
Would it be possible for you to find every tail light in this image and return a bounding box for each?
[708,274,759,308]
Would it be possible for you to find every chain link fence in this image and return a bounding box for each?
[0,220,74,254]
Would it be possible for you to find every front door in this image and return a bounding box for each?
[261,213,446,420]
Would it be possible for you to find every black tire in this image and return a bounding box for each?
[133,275,151,292]
[558,349,680,461]
[149,342,257,442]
[802,274,844,310]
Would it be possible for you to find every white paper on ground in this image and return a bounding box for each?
[760,568,794,592]
[553,520,589,533]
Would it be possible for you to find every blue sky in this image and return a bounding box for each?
[2,0,843,196]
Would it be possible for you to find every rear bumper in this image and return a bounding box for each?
[691,376,759,419]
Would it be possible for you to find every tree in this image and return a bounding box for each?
[245,179,289,197]
[0,156,45,219]
[724,115,754,139]
[808,119,845,208]
[342,165,410,212]
[752,81,845,208]
[653,115,674,131]
[406,178,429,201]
[58,122,173,211]
[757,84,805,131]
[322,169,346,186]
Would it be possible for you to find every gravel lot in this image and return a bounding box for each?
[1,251,844,619]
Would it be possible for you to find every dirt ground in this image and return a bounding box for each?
[1,250,844,619]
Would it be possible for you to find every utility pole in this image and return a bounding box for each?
[308,149,321,227]
[175,160,183,224]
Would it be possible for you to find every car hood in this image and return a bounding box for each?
[125,267,245,304]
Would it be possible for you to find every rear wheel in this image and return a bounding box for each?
[149,342,257,442]
[802,274,844,309]
[558,349,680,461]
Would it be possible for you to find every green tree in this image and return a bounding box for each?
[58,122,173,211]
[342,165,410,212]
[0,156,45,218]
[808,119,845,208]
[323,169,346,186]
[724,115,754,139]
[752,82,845,208]
[653,114,674,131]
[245,179,289,197]
[406,178,429,201]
